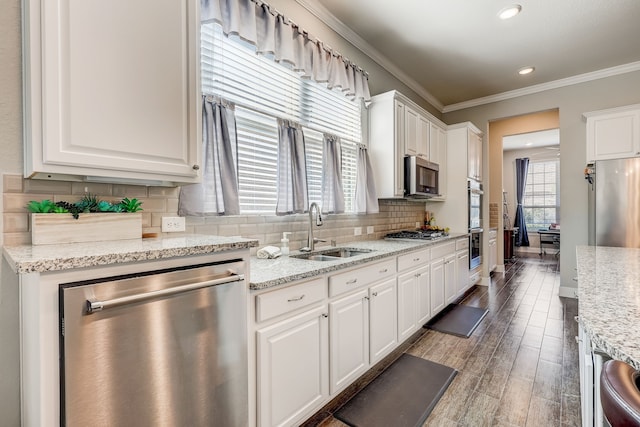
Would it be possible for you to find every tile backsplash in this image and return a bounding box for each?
[3,174,426,251]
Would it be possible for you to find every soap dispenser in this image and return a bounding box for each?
[281,232,292,256]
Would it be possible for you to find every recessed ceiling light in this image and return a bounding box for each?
[498,4,522,20]
[518,66,535,75]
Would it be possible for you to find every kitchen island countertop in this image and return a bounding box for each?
[3,234,259,274]
[576,245,640,369]
[250,233,468,290]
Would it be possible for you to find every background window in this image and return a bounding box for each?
[523,160,560,229]
[201,23,362,214]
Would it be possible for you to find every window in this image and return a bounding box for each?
[201,23,362,214]
[523,160,560,229]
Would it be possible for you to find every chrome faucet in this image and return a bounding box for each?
[300,202,324,252]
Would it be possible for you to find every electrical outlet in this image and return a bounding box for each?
[162,216,186,232]
[367,226,374,234]
[354,227,362,236]
[416,222,421,229]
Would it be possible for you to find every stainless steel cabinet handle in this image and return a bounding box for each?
[372,292,378,297]
[322,313,328,318]
[346,278,358,284]
[413,258,420,262]
[415,273,421,277]
[379,269,388,273]
[86,273,244,313]
[287,294,305,302]
[192,164,200,170]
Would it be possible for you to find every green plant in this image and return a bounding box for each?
[26,195,143,219]
[27,199,57,213]
[119,198,143,213]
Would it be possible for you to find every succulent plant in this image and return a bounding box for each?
[119,198,143,213]
[27,199,57,213]
[27,195,143,219]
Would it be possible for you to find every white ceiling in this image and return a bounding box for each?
[300,0,640,111]
[503,129,559,151]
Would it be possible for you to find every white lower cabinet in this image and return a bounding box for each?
[369,278,399,364]
[456,250,470,296]
[430,258,445,314]
[443,253,457,305]
[329,289,369,394]
[397,270,419,342]
[256,305,329,427]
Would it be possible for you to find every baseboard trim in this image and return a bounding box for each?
[559,286,578,299]
[479,276,491,287]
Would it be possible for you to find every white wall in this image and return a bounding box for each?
[444,70,640,296]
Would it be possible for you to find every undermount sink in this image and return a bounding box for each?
[291,247,374,261]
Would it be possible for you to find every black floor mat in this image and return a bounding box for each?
[334,354,457,427]
[425,304,489,338]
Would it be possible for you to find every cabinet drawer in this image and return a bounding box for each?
[256,277,327,323]
[329,258,396,298]
[397,249,430,271]
[455,238,469,251]
[431,241,456,259]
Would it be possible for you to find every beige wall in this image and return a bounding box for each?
[444,70,640,295]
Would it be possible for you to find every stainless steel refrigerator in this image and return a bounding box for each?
[587,157,640,247]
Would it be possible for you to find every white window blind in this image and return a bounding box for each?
[523,160,560,229]
[201,23,362,214]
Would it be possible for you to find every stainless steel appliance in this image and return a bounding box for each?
[468,180,483,230]
[586,158,640,247]
[468,180,483,269]
[404,156,439,198]
[59,260,248,426]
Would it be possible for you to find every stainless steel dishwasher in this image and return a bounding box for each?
[59,259,248,427]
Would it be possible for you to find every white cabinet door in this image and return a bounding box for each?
[456,250,469,295]
[429,123,447,199]
[467,129,482,181]
[444,254,457,305]
[329,290,369,395]
[369,278,398,364]
[405,107,419,156]
[415,265,431,325]
[586,108,640,161]
[430,258,445,314]
[23,0,200,184]
[418,116,430,159]
[394,100,406,196]
[257,306,328,427]
[397,271,418,342]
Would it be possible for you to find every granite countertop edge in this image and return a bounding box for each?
[576,245,640,370]
[250,233,468,291]
[3,235,260,274]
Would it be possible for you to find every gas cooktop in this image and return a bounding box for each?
[385,230,447,241]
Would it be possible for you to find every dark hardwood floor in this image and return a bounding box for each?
[318,252,580,427]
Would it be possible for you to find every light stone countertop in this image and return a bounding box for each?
[250,233,468,290]
[576,245,640,369]
[3,235,259,274]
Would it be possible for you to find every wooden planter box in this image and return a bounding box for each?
[31,212,142,245]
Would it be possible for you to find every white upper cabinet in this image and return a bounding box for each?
[369,90,447,198]
[467,129,483,182]
[584,104,640,162]
[23,0,201,185]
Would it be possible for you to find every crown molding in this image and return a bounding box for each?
[443,61,640,113]
[295,0,444,112]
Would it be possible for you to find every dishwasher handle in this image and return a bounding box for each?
[86,272,245,314]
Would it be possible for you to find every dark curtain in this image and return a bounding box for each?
[514,158,530,246]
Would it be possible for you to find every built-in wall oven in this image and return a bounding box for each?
[469,180,483,269]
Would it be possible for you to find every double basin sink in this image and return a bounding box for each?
[291,247,374,262]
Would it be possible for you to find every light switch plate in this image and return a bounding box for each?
[354,227,362,236]
[367,226,374,234]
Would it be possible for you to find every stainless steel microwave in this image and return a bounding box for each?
[404,156,439,198]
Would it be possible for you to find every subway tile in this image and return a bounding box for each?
[71,182,112,196]
[3,174,23,193]
[3,213,29,232]
[112,184,148,198]
[147,186,180,198]
[23,178,73,194]
[4,193,53,212]
[3,232,31,246]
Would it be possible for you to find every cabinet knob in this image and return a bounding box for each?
[287,294,305,302]
[372,292,378,297]
[192,164,200,170]
[321,313,328,318]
